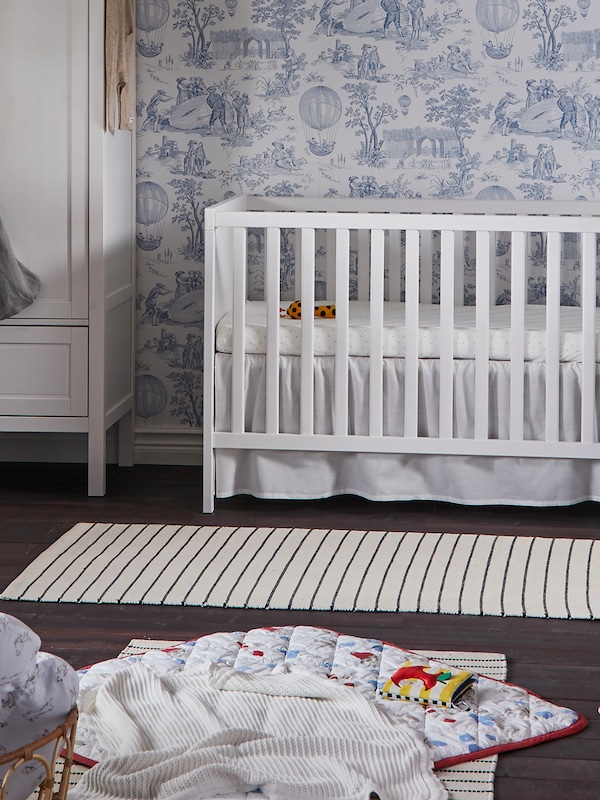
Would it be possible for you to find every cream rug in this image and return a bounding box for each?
[4,521,597,617]
[61,639,507,800]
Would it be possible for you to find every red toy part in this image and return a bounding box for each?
[390,664,443,691]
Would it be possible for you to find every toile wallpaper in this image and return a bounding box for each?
[134,0,599,431]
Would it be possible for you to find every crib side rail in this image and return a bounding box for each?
[205,203,600,511]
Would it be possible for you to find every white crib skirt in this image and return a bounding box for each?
[214,354,600,506]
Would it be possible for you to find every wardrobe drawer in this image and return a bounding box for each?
[0,327,88,415]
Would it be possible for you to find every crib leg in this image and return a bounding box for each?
[203,438,215,514]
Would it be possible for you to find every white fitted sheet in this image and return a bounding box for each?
[215,302,600,361]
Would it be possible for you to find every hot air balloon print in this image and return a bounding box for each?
[136,182,169,251]
[135,374,168,423]
[475,0,519,60]
[398,95,412,116]
[299,86,342,156]
[136,0,170,58]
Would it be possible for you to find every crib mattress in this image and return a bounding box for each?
[215,301,600,361]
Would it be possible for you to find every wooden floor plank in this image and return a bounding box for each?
[0,462,596,799]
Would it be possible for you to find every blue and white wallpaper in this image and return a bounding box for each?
[134,0,600,430]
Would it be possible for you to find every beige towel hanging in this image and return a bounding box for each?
[105,0,135,132]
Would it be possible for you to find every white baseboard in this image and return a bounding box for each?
[0,430,202,466]
[134,430,202,465]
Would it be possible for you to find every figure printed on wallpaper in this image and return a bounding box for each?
[583,94,600,141]
[141,283,170,326]
[183,140,209,176]
[206,86,228,134]
[271,140,300,170]
[315,0,346,36]
[525,79,540,108]
[182,333,202,370]
[357,44,371,78]
[532,144,547,178]
[174,270,191,299]
[176,77,193,105]
[347,174,395,198]
[557,88,579,138]
[356,44,384,80]
[231,91,250,137]
[407,0,425,41]
[489,91,520,135]
[141,89,172,132]
[447,45,476,75]
[381,0,404,38]
[543,145,559,179]
[539,78,558,100]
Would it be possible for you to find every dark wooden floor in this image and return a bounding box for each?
[0,462,598,799]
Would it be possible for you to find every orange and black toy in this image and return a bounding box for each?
[287,301,336,319]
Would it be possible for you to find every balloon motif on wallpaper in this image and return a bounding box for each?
[475,0,519,60]
[136,181,169,251]
[299,86,343,156]
[135,374,168,422]
[136,0,170,58]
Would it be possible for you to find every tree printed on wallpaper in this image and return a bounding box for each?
[133,0,600,430]
[173,0,226,66]
[522,0,576,69]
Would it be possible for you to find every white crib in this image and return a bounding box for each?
[203,194,600,512]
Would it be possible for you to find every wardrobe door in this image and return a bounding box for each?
[0,0,88,320]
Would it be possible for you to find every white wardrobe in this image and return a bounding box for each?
[0,0,135,495]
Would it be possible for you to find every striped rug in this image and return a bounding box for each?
[3,521,599,617]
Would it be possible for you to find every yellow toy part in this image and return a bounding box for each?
[286,301,336,319]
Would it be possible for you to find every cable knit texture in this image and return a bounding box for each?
[71,662,447,800]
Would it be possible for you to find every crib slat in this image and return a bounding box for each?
[265,227,281,435]
[509,230,526,442]
[419,229,433,303]
[326,228,336,300]
[387,229,402,302]
[369,229,385,437]
[334,228,350,437]
[300,227,315,435]
[581,230,597,444]
[454,230,464,306]
[545,230,561,443]
[489,232,498,305]
[439,229,455,439]
[357,229,370,300]
[404,229,420,438]
[475,230,491,440]
[231,226,248,434]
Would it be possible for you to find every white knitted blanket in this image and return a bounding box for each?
[70,662,447,800]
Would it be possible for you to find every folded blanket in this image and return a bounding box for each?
[0,214,40,319]
[71,662,447,800]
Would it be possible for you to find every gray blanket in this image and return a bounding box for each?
[0,214,41,319]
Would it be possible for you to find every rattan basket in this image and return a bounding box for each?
[0,706,78,800]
